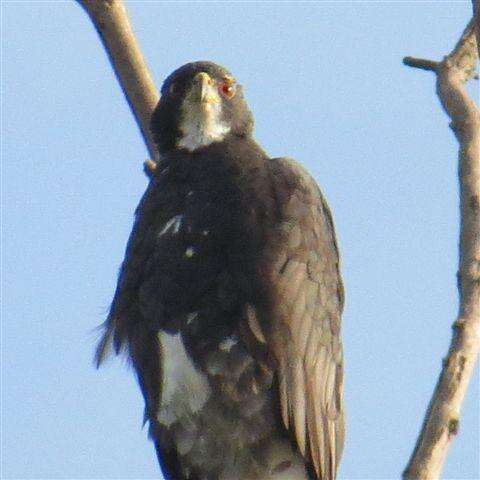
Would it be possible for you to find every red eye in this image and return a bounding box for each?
[219,80,236,99]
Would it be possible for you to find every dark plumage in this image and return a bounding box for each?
[97,61,345,480]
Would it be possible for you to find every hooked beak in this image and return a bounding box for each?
[192,72,218,104]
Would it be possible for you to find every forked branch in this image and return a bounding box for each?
[403,14,480,480]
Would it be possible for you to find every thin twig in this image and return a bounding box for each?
[77,0,160,162]
[403,16,480,480]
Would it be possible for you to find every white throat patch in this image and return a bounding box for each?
[177,101,230,152]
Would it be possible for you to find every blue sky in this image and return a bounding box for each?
[2,1,478,479]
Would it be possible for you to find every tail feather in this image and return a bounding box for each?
[94,321,113,368]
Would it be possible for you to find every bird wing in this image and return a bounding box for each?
[95,179,161,366]
[259,157,345,480]
[95,175,177,445]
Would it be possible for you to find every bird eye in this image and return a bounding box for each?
[219,79,236,99]
[168,83,177,95]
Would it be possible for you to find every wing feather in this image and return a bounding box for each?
[95,181,160,366]
[291,359,307,455]
[263,157,345,480]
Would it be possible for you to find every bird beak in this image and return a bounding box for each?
[192,72,218,104]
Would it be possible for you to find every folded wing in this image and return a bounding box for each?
[263,157,345,480]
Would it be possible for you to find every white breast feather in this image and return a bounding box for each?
[158,331,210,427]
[159,214,183,236]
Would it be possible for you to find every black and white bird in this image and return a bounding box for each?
[96,61,345,480]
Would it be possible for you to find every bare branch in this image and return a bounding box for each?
[77,0,159,162]
[403,17,480,480]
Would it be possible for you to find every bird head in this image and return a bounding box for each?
[151,61,254,154]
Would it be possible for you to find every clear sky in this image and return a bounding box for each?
[2,1,479,479]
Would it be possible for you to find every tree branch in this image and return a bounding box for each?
[77,0,159,162]
[403,16,480,480]
[403,57,439,73]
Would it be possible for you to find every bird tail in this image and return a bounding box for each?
[93,320,114,368]
[93,311,131,368]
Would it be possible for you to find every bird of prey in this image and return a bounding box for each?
[96,61,344,480]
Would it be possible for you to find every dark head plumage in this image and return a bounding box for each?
[151,61,254,154]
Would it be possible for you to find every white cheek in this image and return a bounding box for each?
[158,332,210,426]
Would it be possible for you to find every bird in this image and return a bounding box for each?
[96,61,345,480]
